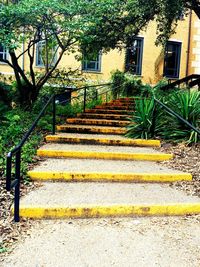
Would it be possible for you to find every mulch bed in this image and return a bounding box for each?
[0,178,39,262]
[159,142,200,197]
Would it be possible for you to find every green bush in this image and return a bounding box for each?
[0,108,43,182]
[122,74,142,97]
[110,70,125,99]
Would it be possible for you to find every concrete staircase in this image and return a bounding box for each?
[17,98,200,219]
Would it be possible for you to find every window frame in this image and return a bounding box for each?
[35,40,57,68]
[163,41,182,79]
[0,45,9,63]
[125,37,144,76]
[82,52,102,72]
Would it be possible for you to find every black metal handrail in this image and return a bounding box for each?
[161,74,200,90]
[6,82,113,222]
[154,97,200,136]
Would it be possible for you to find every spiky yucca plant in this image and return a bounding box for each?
[158,90,200,144]
[126,98,156,139]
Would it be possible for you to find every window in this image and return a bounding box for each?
[0,44,8,62]
[82,52,101,72]
[125,37,144,75]
[164,41,182,78]
[36,40,57,67]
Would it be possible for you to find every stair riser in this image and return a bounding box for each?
[95,106,133,110]
[45,136,161,147]
[17,204,200,219]
[103,103,135,107]
[37,150,173,162]
[85,109,133,114]
[57,126,126,134]
[66,119,129,127]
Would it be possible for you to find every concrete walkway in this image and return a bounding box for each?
[3,216,200,267]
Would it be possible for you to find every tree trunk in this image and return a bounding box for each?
[17,82,40,109]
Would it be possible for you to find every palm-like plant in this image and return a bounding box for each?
[157,90,200,143]
[126,98,156,139]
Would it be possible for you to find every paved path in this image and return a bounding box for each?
[2,216,200,267]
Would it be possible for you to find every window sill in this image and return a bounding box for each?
[82,70,102,74]
[164,76,180,80]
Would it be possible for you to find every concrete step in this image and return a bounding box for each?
[85,109,133,114]
[17,182,200,219]
[101,103,134,108]
[37,143,173,161]
[28,158,191,183]
[66,118,129,127]
[95,105,132,110]
[57,124,126,134]
[77,113,130,121]
[111,100,136,104]
[45,133,161,147]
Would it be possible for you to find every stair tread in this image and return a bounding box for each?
[67,118,130,123]
[30,158,185,174]
[38,143,164,154]
[47,133,131,139]
[57,124,127,130]
[19,182,199,207]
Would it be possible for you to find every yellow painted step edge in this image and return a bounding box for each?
[16,203,200,219]
[28,171,192,182]
[45,135,161,147]
[37,150,173,161]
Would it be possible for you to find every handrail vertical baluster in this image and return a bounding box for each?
[52,95,56,135]
[14,149,21,222]
[83,87,87,113]
[6,152,12,191]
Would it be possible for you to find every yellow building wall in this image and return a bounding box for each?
[188,12,200,75]
[0,14,195,85]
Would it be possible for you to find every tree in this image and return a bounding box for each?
[0,0,124,107]
[0,0,199,108]
[116,0,200,45]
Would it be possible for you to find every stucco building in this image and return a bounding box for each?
[0,11,200,85]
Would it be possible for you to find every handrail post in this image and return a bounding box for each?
[52,95,56,135]
[83,87,87,113]
[95,89,98,101]
[6,152,12,191]
[14,149,21,222]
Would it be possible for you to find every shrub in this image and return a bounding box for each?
[122,74,142,97]
[110,70,125,99]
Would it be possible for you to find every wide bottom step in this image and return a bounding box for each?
[17,204,200,219]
